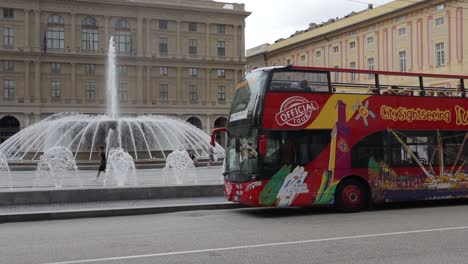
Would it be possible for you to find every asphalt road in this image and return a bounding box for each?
[2,201,468,264]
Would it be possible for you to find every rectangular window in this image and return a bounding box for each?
[349,41,356,48]
[2,60,14,72]
[301,55,306,62]
[189,39,198,55]
[3,27,14,48]
[3,8,14,19]
[118,65,128,75]
[333,65,340,82]
[398,27,406,36]
[51,80,61,98]
[399,51,407,72]
[436,42,445,66]
[159,20,168,30]
[189,22,197,32]
[350,62,357,81]
[84,64,95,75]
[435,17,444,26]
[218,85,226,102]
[367,36,374,44]
[189,84,198,101]
[287,59,291,65]
[115,31,132,53]
[436,4,445,10]
[159,37,168,55]
[82,28,99,51]
[333,46,339,53]
[3,79,14,98]
[47,27,64,49]
[189,68,198,77]
[367,58,374,78]
[217,69,225,78]
[51,63,61,73]
[217,40,225,57]
[160,67,168,76]
[316,51,321,57]
[160,83,168,103]
[217,24,225,33]
[118,80,128,102]
[85,80,96,101]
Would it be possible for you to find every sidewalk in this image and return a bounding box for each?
[0,196,246,223]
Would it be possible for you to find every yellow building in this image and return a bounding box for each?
[248,0,467,89]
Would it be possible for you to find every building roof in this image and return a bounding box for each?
[246,43,270,57]
[267,0,427,53]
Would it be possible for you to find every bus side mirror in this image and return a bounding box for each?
[259,134,267,157]
[211,127,229,146]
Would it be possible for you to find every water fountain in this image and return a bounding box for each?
[0,151,11,188]
[163,150,196,184]
[0,37,224,163]
[104,147,137,187]
[35,146,79,188]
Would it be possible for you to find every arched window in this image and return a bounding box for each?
[115,18,132,53]
[0,116,20,143]
[82,17,98,51]
[47,15,65,49]
[48,14,64,24]
[83,17,97,27]
[116,18,130,29]
[187,117,202,129]
[214,117,227,147]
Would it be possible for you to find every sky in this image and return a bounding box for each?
[217,0,395,50]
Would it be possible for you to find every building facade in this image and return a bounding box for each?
[0,0,249,142]
[248,0,467,88]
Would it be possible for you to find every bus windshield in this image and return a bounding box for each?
[229,70,268,122]
[225,125,259,182]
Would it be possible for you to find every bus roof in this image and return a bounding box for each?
[252,65,468,80]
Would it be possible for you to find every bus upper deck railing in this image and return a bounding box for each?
[269,66,467,98]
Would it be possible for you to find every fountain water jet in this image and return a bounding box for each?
[104,147,136,187]
[0,152,11,188]
[35,146,79,188]
[163,150,196,184]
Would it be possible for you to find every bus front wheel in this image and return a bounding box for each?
[335,179,368,213]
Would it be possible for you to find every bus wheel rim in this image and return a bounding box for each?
[342,185,361,208]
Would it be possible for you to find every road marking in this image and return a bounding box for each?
[44,225,468,264]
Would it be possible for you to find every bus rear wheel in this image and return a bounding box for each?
[335,179,368,213]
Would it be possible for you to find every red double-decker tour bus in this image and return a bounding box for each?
[211,66,468,212]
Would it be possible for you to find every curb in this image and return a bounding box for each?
[0,202,247,223]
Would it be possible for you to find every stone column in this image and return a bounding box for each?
[233,25,238,58]
[240,25,245,59]
[24,9,30,52]
[176,20,181,57]
[137,65,143,103]
[71,63,76,102]
[205,68,211,102]
[34,61,41,102]
[24,61,30,101]
[71,13,76,53]
[137,17,143,57]
[146,66,151,103]
[34,9,40,52]
[205,115,212,134]
[146,18,151,57]
[205,23,210,58]
[104,16,109,50]
[176,67,182,102]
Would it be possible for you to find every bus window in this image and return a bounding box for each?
[270,71,329,92]
[351,132,384,168]
[385,131,435,167]
[263,130,331,168]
